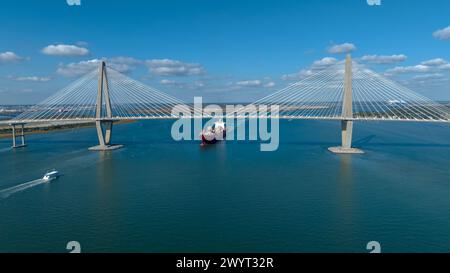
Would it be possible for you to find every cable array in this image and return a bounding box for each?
[230,61,450,122]
[13,61,450,123]
[14,66,196,122]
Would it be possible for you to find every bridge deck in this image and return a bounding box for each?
[2,116,449,126]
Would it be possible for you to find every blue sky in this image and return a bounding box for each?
[0,0,449,104]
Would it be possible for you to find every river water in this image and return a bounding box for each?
[0,120,450,252]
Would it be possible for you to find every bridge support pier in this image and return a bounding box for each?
[328,54,364,154]
[10,123,27,149]
[328,120,363,154]
[89,119,123,151]
[88,61,123,151]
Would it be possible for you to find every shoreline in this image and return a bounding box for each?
[0,120,135,139]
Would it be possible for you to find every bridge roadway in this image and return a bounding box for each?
[1,115,450,126]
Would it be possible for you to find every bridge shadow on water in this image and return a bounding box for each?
[281,134,450,149]
[18,138,450,149]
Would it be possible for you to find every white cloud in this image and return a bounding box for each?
[232,79,275,89]
[42,44,89,56]
[56,57,205,78]
[160,79,176,85]
[236,80,262,87]
[361,54,407,64]
[312,57,338,67]
[146,59,205,76]
[385,57,450,77]
[411,73,449,87]
[57,59,100,77]
[57,57,142,77]
[8,76,51,82]
[421,58,447,66]
[384,58,450,89]
[110,56,142,65]
[264,81,276,88]
[0,51,24,63]
[108,57,142,73]
[386,64,431,74]
[67,0,81,6]
[433,26,450,40]
[282,70,314,81]
[282,57,338,81]
[160,79,205,90]
[412,73,444,81]
[327,43,357,54]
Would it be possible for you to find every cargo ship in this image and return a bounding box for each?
[200,120,226,145]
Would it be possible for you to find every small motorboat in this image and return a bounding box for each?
[43,170,61,182]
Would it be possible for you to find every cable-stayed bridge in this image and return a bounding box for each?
[4,55,450,153]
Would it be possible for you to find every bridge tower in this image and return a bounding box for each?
[328,54,364,154]
[89,61,123,151]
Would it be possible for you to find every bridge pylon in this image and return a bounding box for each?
[89,61,123,151]
[328,54,364,154]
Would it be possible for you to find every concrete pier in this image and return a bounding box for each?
[10,123,27,149]
[329,54,364,154]
[89,144,123,151]
[88,119,123,151]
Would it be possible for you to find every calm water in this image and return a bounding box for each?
[1,120,450,253]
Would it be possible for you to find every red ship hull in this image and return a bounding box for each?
[201,134,218,144]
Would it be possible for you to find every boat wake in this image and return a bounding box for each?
[0,179,47,199]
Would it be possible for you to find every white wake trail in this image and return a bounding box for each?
[0,179,47,199]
